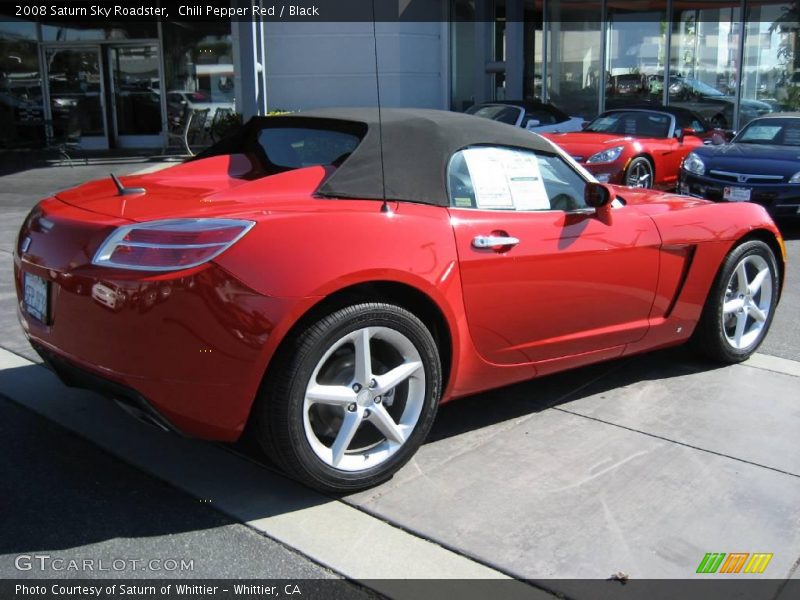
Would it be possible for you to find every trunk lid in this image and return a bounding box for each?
[55,155,332,221]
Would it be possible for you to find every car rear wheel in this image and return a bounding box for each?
[624,157,653,188]
[691,240,779,363]
[255,303,441,493]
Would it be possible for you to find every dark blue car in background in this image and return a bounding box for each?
[680,113,800,219]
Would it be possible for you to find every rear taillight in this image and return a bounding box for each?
[92,219,254,271]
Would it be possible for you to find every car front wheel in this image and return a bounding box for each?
[255,303,441,493]
[691,240,779,363]
[625,156,654,188]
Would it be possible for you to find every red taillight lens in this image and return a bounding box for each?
[93,219,254,271]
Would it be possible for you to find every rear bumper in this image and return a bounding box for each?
[679,172,800,219]
[35,342,180,434]
[14,249,295,441]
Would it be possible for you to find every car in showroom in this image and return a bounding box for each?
[665,76,774,128]
[541,106,729,190]
[14,108,785,493]
[680,113,800,219]
[465,100,585,133]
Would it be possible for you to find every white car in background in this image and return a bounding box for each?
[465,101,585,133]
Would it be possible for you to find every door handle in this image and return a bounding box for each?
[472,235,520,250]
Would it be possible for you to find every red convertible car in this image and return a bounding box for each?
[15,108,785,492]
[542,106,729,190]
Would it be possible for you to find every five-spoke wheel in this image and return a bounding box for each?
[255,303,441,493]
[624,156,654,188]
[692,240,779,363]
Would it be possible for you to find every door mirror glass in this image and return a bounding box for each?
[585,182,613,207]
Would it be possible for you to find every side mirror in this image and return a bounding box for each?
[525,119,541,130]
[584,182,614,222]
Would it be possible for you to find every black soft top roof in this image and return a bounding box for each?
[196,107,557,207]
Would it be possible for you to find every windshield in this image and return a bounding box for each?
[734,118,800,146]
[465,104,523,126]
[682,78,725,97]
[584,111,671,138]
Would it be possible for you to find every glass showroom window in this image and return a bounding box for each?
[523,0,544,101]
[0,18,44,148]
[451,0,477,111]
[546,0,602,120]
[162,22,236,131]
[742,2,798,128]
[669,2,741,129]
[604,1,667,110]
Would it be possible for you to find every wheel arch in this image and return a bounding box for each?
[256,280,454,414]
[625,153,656,185]
[736,228,787,294]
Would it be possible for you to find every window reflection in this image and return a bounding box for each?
[547,1,602,120]
[162,22,235,129]
[41,23,157,42]
[605,2,667,110]
[743,2,797,127]
[0,19,44,148]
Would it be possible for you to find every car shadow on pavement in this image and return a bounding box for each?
[0,394,247,556]
[0,363,334,556]
[427,345,726,444]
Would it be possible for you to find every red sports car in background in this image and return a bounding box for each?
[15,108,784,493]
[542,106,729,190]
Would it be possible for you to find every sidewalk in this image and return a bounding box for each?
[1,156,799,595]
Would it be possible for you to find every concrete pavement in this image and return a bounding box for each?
[1,156,799,596]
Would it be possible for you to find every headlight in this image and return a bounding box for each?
[683,152,705,176]
[92,218,255,271]
[789,171,800,183]
[586,146,624,164]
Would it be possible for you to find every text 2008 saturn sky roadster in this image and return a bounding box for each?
[15,109,785,492]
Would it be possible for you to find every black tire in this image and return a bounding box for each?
[691,240,779,364]
[254,303,441,494]
[624,156,654,188]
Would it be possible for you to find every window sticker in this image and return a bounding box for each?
[740,126,780,142]
[461,148,550,210]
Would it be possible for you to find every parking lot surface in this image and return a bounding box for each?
[1,157,798,596]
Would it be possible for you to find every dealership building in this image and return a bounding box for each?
[1,1,797,151]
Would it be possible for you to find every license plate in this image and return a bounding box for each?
[723,186,751,202]
[23,272,49,323]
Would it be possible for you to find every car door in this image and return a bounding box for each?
[447,146,661,366]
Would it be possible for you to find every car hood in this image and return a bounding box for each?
[55,155,332,221]
[611,185,710,212]
[691,143,800,177]
[541,132,633,159]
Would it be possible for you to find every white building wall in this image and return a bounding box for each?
[262,22,446,111]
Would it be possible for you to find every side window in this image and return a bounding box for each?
[527,110,556,126]
[447,147,587,211]
[690,118,706,133]
[257,127,362,169]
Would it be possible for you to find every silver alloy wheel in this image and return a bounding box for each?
[721,254,773,350]
[626,159,653,188]
[302,326,425,472]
